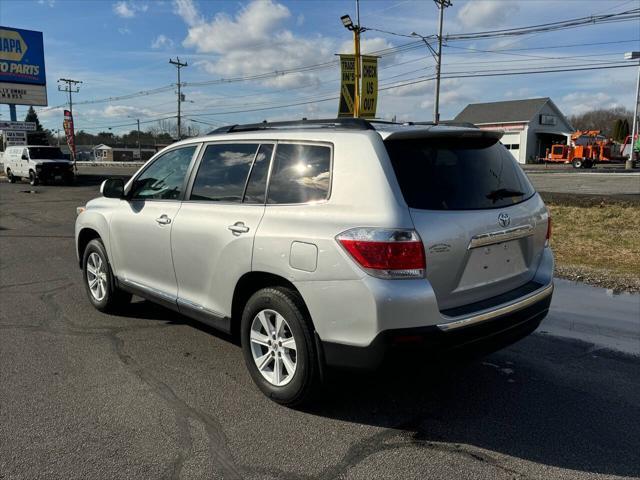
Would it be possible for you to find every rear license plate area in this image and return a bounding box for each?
[456,241,527,290]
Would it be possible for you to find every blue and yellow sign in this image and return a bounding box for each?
[0,26,46,86]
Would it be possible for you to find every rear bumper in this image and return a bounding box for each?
[321,281,553,370]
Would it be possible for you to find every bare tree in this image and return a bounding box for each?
[569,107,633,137]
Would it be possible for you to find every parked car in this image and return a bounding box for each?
[4,145,75,185]
[75,118,553,405]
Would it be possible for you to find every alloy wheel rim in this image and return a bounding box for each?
[86,252,107,301]
[249,309,297,387]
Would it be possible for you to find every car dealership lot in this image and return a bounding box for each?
[1,181,639,480]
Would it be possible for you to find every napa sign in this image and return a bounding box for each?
[0,26,47,106]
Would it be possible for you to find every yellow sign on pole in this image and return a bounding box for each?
[359,56,378,118]
[338,54,355,118]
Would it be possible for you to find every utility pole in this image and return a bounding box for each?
[136,118,141,159]
[169,57,188,140]
[57,78,82,120]
[433,0,451,124]
[57,78,82,162]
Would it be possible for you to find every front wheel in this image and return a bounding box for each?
[82,238,131,312]
[572,159,583,169]
[29,171,39,186]
[241,287,319,406]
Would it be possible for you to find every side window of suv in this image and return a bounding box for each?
[130,145,197,200]
[190,143,259,202]
[267,144,331,204]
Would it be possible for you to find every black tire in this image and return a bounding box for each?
[82,238,132,312]
[64,174,76,186]
[241,287,319,406]
[29,170,39,186]
[584,160,594,169]
[572,159,583,169]
[6,169,17,183]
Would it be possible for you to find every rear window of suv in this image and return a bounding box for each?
[384,138,535,210]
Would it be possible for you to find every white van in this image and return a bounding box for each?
[4,145,75,185]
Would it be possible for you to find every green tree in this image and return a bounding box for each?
[620,119,630,140]
[612,119,622,142]
[24,106,49,145]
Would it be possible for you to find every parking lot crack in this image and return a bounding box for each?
[108,330,244,480]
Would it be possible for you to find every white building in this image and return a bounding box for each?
[454,97,573,164]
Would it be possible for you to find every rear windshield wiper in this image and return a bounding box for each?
[486,188,525,201]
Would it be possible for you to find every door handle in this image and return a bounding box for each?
[228,222,250,235]
[156,214,172,225]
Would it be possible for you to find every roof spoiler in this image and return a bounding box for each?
[384,128,503,144]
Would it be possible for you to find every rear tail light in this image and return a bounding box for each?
[336,228,425,279]
[545,214,552,246]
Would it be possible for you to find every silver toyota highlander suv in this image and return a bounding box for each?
[75,118,553,405]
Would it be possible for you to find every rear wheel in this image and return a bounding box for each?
[6,169,17,183]
[82,238,131,312]
[29,170,39,186]
[241,287,319,406]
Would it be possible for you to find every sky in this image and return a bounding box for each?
[1,0,639,135]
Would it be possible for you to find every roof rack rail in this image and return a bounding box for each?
[208,117,377,135]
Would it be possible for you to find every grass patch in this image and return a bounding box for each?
[548,202,640,277]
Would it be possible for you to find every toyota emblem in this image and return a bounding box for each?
[498,213,511,228]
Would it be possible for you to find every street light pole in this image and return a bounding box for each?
[624,51,640,169]
[340,8,367,118]
[433,0,452,124]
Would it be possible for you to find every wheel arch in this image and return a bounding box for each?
[77,227,102,268]
[230,271,314,339]
[76,207,113,267]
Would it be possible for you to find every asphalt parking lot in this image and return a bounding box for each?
[1,180,639,480]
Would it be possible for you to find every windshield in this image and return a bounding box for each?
[27,147,66,160]
[385,138,535,210]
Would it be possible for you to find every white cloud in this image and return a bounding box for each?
[151,34,174,49]
[37,0,55,7]
[181,0,290,53]
[457,0,519,29]
[118,27,131,35]
[100,105,159,118]
[113,1,148,18]
[338,37,393,56]
[561,92,622,116]
[177,0,335,86]
[173,0,202,27]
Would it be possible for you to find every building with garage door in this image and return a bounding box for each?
[454,97,573,164]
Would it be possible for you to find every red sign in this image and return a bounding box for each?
[63,110,76,161]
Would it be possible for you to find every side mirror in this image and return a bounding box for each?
[22,155,29,160]
[101,178,125,198]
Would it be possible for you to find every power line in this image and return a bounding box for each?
[178,63,637,119]
[444,8,640,41]
[36,40,426,116]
